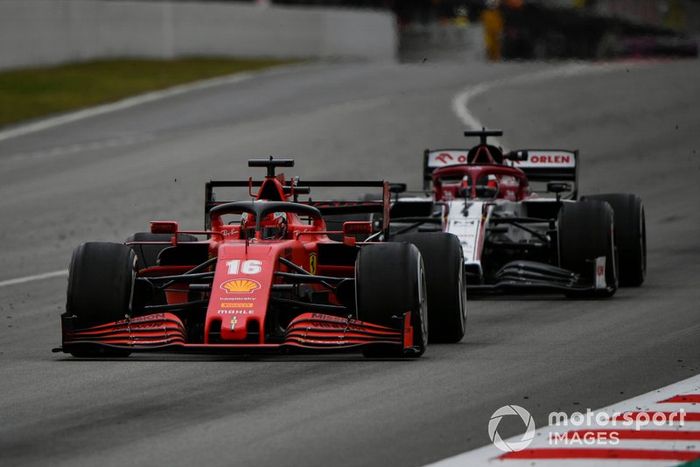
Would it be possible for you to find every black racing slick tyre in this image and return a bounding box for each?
[126,232,198,269]
[395,233,467,343]
[558,201,618,298]
[355,243,428,358]
[65,242,136,357]
[582,193,646,287]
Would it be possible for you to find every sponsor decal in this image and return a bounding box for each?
[218,309,254,315]
[530,154,571,164]
[595,256,607,289]
[220,278,261,294]
[309,252,317,275]
[220,302,254,309]
[229,316,238,331]
[220,296,257,302]
[429,151,468,167]
[226,259,263,275]
[131,313,167,322]
[310,313,348,323]
[515,151,576,168]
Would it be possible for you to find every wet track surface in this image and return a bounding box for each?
[0,59,699,466]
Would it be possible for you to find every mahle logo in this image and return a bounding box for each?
[488,405,536,452]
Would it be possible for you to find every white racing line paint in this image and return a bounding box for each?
[0,72,253,143]
[426,373,700,467]
[1,133,157,163]
[0,270,68,288]
[451,62,635,150]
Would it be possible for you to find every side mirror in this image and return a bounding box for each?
[287,185,310,202]
[389,183,407,194]
[505,150,528,161]
[547,182,571,194]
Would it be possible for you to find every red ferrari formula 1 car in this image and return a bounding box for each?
[387,129,646,297]
[57,158,467,358]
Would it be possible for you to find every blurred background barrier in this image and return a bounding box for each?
[0,0,397,71]
[389,0,698,62]
[0,0,695,71]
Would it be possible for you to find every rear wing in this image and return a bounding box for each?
[423,147,579,198]
[422,149,470,189]
[204,179,391,232]
[508,149,579,199]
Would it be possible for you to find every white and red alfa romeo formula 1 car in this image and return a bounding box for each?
[388,129,646,297]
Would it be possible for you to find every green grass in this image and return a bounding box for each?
[0,58,297,127]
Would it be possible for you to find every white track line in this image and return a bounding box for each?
[0,270,68,288]
[451,62,633,150]
[0,73,253,143]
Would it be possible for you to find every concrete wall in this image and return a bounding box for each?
[0,0,397,70]
[399,23,484,63]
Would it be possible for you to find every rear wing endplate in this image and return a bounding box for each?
[422,149,470,189]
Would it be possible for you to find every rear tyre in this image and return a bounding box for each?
[65,242,136,357]
[582,194,646,287]
[395,233,467,343]
[558,201,618,298]
[355,243,427,358]
[126,232,198,269]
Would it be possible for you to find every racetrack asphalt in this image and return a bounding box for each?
[0,58,698,467]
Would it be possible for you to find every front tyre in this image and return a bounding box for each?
[355,243,427,358]
[558,201,618,298]
[395,232,467,343]
[582,193,646,287]
[65,242,136,357]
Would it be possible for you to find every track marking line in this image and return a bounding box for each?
[0,270,68,288]
[0,73,253,143]
[1,134,157,163]
[451,62,635,150]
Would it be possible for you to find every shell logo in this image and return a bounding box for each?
[220,279,261,294]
